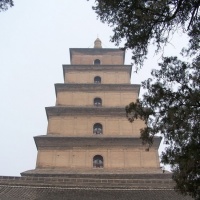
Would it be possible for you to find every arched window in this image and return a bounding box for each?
[93,123,103,134]
[94,59,101,65]
[93,155,103,168]
[94,76,101,84]
[94,98,102,107]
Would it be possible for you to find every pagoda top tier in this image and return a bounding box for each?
[94,37,102,48]
[69,39,125,65]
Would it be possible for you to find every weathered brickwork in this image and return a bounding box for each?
[24,38,161,175]
[63,65,132,84]
[46,115,145,137]
[56,91,137,107]
[69,48,125,65]
[35,148,159,169]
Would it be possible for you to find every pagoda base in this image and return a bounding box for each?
[21,167,169,177]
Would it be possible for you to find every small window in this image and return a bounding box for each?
[93,155,103,168]
[93,123,103,134]
[94,98,102,107]
[94,59,101,65]
[94,76,101,84]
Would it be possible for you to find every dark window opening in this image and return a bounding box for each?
[94,59,101,65]
[93,123,103,134]
[94,98,102,107]
[94,76,101,84]
[93,155,103,168]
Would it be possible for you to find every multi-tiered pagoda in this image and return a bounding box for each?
[23,38,161,176]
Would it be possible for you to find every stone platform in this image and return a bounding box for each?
[0,173,193,200]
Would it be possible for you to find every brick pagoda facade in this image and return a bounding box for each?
[22,38,161,175]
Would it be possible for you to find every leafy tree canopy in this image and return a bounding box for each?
[126,56,200,199]
[91,0,200,67]
[90,0,200,199]
[0,0,14,12]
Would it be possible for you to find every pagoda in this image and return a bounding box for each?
[22,38,161,175]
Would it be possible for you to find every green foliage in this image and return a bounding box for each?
[0,0,14,12]
[91,0,200,67]
[126,56,200,199]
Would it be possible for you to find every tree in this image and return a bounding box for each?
[126,56,200,199]
[0,0,14,12]
[90,0,200,199]
[91,0,200,67]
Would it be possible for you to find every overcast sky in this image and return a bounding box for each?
[0,0,189,176]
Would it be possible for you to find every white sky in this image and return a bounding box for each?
[0,0,189,176]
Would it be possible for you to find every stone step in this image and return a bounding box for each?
[0,175,174,189]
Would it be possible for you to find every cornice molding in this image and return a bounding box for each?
[45,107,126,118]
[34,136,162,150]
[63,65,132,72]
[54,84,140,95]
